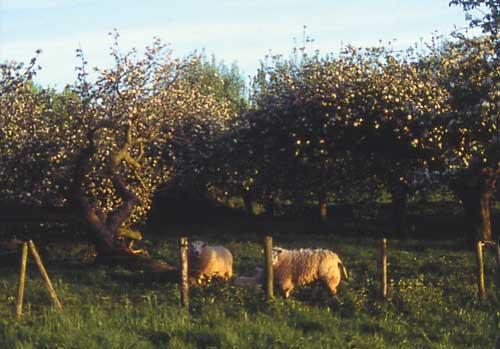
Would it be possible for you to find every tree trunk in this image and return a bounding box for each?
[69,128,176,275]
[71,140,137,257]
[242,192,254,216]
[451,167,498,244]
[390,184,408,234]
[455,185,494,243]
[319,195,328,223]
[263,194,275,217]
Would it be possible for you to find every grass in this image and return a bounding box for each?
[1,210,500,348]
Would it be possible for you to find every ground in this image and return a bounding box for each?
[0,203,499,348]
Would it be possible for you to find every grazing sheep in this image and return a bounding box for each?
[233,267,263,288]
[188,241,233,284]
[272,247,348,298]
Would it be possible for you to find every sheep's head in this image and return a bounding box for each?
[189,240,207,258]
[272,247,285,265]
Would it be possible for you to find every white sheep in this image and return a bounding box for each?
[188,240,233,284]
[233,267,263,288]
[272,247,348,298]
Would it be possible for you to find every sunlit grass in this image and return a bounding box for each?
[1,224,499,348]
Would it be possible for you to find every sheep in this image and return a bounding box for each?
[272,247,348,298]
[188,240,233,284]
[233,267,263,288]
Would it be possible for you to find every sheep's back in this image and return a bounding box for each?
[195,246,233,278]
[276,249,338,285]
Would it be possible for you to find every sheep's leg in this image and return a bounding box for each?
[223,270,232,280]
[324,277,340,296]
[280,279,294,298]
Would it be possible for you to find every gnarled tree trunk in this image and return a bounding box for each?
[70,128,175,274]
[71,132,135,257]
[451,167,498,244]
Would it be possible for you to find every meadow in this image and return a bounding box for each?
[0,205,499,349]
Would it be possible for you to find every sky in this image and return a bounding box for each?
[0,0,475,89]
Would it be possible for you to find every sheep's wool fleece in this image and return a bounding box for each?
[190,245,233,280]
[233,268,263,287]
[274,248,343,286]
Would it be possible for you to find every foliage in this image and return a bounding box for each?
[1,9,499,244]
[227,43,450,218]
[0,32,236,253]
[65,33,233,225]
[0,53,53,206]
[165,53,247,197]
[449,0,499,38]
[425,34,499,174]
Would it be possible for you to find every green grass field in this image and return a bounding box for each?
[1,217,499,349]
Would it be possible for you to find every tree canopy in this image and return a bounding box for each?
[1,24,498,257]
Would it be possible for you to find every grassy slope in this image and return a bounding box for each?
[1,210,500,348]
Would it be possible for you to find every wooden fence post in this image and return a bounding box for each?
[380,238,388,300]
[15,242,28,319]
[179,237,189,308]
[475,240,486,301]
[28,240,63,310]
[264,236,274,300]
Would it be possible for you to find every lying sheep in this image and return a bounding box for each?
[188,240,233,284]
[272,247,348,298]
[233,267,263,288]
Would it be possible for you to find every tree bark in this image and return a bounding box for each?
[70,139,117,255]
[390,184,408,234]
[242,192,254,216]
[263,193,275,217]
[451,167,498,244]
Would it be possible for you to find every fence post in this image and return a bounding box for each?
[380,238,388,300]
[15,242,28,319]
[264,236,274,300]
[179,237,189,308]
[28,240,63,310]
[475,240,486,301]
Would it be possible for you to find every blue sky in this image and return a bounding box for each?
[0,0,474,88]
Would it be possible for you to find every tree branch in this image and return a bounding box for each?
[105,125,141,232]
